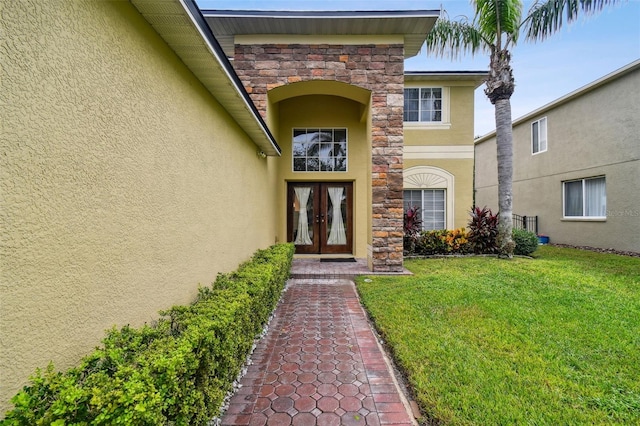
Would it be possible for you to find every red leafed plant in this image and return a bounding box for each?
[468,206,499,254]
[403,205,423,253]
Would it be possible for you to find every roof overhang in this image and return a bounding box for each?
[475,59,640,144]
[201,10,440,59]
[130,0,281,156]
[405,71,488,88]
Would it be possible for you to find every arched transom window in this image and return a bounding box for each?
[403,166,455,231]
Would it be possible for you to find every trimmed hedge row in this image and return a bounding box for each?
[2,243,295,425]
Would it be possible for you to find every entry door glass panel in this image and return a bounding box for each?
[326,186,347,245]
[288,182,352,254]
[293,186,314,245]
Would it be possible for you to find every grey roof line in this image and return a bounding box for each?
[131,0,281,156]
[181,0,281,155]
[405,71,487,75]
[201,9,440,18]
[475,59,640,143]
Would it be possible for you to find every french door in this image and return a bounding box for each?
[287,182,353,254]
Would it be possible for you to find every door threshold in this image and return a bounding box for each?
[294,254,355,259]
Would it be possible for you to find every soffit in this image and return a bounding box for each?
[130,0,281,156]
[201,10,440,58]
[405,71,488,88]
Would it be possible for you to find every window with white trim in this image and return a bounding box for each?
[404,189,446,230]
[532,117,547,154]
[292,128,347,172]
[404,88,442,122]
[563,176,606,218]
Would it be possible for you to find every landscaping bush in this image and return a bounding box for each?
[468,206,499,254]
[512,228,539,256]
[415,230,448,255]
[2,243,295,426]
[414,228,471,255]
[443,228,471,253]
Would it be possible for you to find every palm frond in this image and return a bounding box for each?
[524,0,623,41]
[474,0,524,44]
[425,18,491,59]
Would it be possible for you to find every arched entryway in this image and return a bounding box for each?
[268,82,371,256]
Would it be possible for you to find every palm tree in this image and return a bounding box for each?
[426,0,622,257]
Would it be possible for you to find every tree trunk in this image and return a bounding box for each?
[495,99,515,257]
[486,48,515,257]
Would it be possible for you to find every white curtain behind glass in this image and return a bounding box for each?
[294,187,312,245]
[564,180,583,216]
[585,178,606,217]
[327,187,347,245]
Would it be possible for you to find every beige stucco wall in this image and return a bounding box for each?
[474,67,640,252]
[0,0,278,411]
[404,83,477,146]
[403,83,477,229]
[273,94,370,258]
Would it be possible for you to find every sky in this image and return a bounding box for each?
[196,0,640,136]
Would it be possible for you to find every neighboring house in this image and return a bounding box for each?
[1,0,483,411]
[475,60,640,253]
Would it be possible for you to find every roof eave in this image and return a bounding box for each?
[201,9,440,59]
[475,59,640,144]
[405,71,488,88]
[201,9,441,18]
[130,0,281,156]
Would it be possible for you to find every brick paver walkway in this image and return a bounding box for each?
[221,279,415,426]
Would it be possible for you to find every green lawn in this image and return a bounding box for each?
[356,246,640,425]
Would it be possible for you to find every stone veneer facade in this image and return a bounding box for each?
[234,43,404,272]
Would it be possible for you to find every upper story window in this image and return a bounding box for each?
[532,117,547,154]
[563,176,606,219]
[293,128,347,172]
[404,88,442,122]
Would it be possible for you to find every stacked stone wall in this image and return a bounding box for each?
[234,44,404,271]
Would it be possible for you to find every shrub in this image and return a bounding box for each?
[468,206,499,254]
[512,228,539,256]
[414,228,471,255]
[444,228,471,253]
[2,243,295,426]
[416,230,449,255]
[403,205,422,253]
